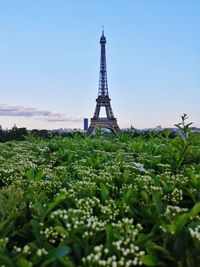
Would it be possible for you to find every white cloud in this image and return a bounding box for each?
[0,103,82,123]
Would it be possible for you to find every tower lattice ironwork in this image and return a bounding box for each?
[88,30,120,134]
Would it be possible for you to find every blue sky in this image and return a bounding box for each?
[0,0,199,129]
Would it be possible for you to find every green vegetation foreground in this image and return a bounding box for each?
[0,119,200,266]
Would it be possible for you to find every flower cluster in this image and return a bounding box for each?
[189,225,200,241]
[41,226,64,244]
[164,205,188,219]
[171,188,183,204]
[13,244,31,255]
[82,218,145,267]
[36,248,48,256]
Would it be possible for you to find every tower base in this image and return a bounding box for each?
[87,118,120,134]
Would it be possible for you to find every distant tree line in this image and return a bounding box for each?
[1,124,198,143]
[0,125,49,142]
[0,125,86,142]
[0,125,28,142]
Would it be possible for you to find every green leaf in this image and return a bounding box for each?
[13,222,32,240]
[136,233,152,246]
[57,258,75,267]
[141,255,158,266]
[30,219,40,240]
[17,258,32,267]
[175,213,189,234]
[41,246,71,267]
[106,224,113,251]
[186,249,196,267]
[0,252,14,267]
[48,246,71,258]
[44,194,66,217]
[141,191,149,202]
[54,226,68,235]
[165,224,176,235]
[173,230,190,258]
[150,244,170,256]
[153,195,164,217]
[0,220,14,237]
[189,202,200,219]
[122,188,134,205]
[26,168,35,181]
[72,242,82,262]
[100,182,109,202]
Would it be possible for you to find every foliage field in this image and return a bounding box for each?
[0,121,200,266]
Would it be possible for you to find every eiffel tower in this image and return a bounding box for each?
[88,29,120,134]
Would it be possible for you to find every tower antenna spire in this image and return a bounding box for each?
[102,25,104,35]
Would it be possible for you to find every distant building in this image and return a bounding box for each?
[156,125,162,130]
[84,118,88,131]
